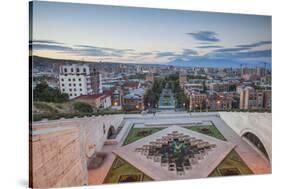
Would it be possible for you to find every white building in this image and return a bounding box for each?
[59,64,102,99]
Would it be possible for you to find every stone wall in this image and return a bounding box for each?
[219,112,272,162]
[30,127,88,188]
[30,115,124,188]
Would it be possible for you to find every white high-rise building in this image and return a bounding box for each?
[59,64,102,99]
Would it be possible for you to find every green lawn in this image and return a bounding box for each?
[209,150,253,177]
[184,124,226,141]
[123,126,164,145]
[103,156,153,183]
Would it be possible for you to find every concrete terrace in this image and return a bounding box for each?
[31,112,271,187]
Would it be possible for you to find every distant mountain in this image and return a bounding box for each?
[31,55,169,68]
[31,55,268,70]
[167,58,267,68]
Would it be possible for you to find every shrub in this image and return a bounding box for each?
[73,102,93,113]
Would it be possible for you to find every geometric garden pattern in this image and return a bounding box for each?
[135,131,216,176]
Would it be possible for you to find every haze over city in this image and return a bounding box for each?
[30,1,271,68]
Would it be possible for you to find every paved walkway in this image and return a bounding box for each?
[159,88,175,110]
[88,120,134,185]
[88,145,117,185]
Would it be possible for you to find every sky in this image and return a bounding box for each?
[30,1,272,67]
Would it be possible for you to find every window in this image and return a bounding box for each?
[61,78,64,82]
[76,68,80,72]
[62,84,64,87]
[79,78,81,81]
[68,78,71,81]
[74,93,77,96]
[69,83,72,87]
[74,88,76,91]
[80,88,82,91]
[83,68,86,73]
[73,78,75,81]
[71,68,74,72]
[73,83,76,87]
[69,89,72,92]
[79,83,82,86]
[70,93,72,96]
[62,89,65,92]
[64,68,67,72]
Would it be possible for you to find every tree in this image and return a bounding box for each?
[33,82,69,103]
[73,102,93,113]
[229,84,237,92]
[176,90,187,108]
[144,89,159,108]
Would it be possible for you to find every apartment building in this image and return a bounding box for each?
[239,86,271,110]
[59,64,102,99]
[189,92,207,111]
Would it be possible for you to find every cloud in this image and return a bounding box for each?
[31,43,73,51]
[214,47,250,53]
[31,40,135,57]
[197,45,223,49]
[72,45,134,57]
[139,52,154,56]
[237,40,271,48]
[186,31,220,42]
[30,39,65,45]
[209,48,271,61]
[156,51,177,57]
[235,49,272,58]
[182,49,198,56]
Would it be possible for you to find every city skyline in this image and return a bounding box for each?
[31,1,271,67]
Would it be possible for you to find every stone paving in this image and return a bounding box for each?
[88,145,117,185]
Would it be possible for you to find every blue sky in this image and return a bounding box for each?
[31,1,271,67]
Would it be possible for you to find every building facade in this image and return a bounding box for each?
[189,92,207,111]
[59,64,102,99]
[145,72,154,83]
[123,88,145,111]
[179,73,188,88]
[239,86,271,110]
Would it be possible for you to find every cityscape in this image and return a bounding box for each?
[32,56,271,118]
[30,1,272,188]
